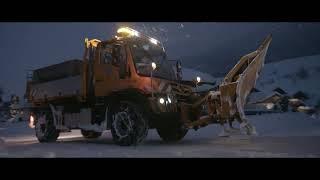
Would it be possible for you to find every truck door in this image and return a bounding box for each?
[94,44,130,96]
[83,38,101,101]
[113,44,128,79]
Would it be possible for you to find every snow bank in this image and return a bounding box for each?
[256,54,320,105]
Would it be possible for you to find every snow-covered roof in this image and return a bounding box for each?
[247,91,283,104]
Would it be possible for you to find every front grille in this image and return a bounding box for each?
[170,83,193,101]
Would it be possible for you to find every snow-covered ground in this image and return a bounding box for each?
[1,112,320,157]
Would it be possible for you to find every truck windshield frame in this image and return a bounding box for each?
[128,39,176,80]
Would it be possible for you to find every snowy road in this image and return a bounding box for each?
[1,112,320,158]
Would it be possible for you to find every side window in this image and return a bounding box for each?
[100,45,113,64]
[112,45,121,67]
[116,45,128,79]
[119,45,127,65]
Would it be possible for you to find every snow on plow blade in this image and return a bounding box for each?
[219,35,272,120]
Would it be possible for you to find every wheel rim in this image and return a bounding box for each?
[112,102,148,143]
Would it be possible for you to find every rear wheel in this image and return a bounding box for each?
[81,130,102,139]
[110,101,149,146]
[34,111,60,143]
[157,120,188,142]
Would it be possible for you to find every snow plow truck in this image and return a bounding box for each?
[25,27,272,146]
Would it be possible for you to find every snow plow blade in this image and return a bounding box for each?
[185,35,272,131]
[219,35,272,121]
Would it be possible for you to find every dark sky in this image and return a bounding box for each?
[1,22,320,100]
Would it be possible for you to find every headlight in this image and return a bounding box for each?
[159,98,165,104]
[167,97,172,104]
[196,76,201,83]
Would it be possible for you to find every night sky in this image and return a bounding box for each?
[1,22,320,100]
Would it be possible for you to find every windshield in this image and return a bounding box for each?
[130,40,176,80]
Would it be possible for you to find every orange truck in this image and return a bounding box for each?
[25,27,272,146]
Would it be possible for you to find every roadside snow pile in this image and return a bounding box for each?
[256,54,320,106]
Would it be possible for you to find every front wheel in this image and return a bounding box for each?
[157,125,188,142]
[110,101,149,146]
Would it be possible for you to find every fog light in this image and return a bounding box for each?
[159,98,165,104]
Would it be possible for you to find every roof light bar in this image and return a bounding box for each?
[116,27,160,46]
[117,27,140,37]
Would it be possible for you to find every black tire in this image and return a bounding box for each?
[81,130,102,139]
[110,101,149,146]
[157,123,188,143]
[34,111,60,143]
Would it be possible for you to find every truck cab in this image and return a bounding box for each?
[85,27,178,99]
